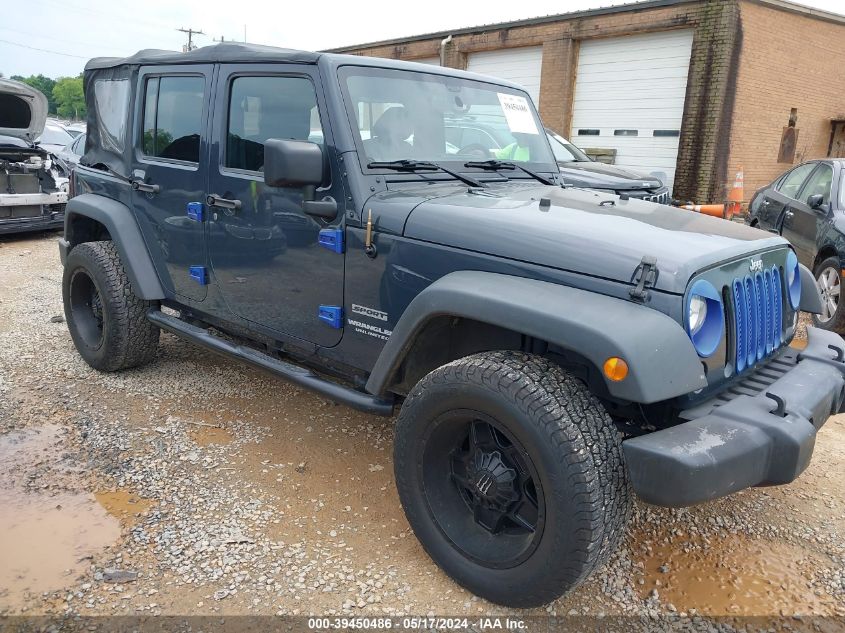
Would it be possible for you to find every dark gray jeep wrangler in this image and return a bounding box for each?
[61,43,845,607]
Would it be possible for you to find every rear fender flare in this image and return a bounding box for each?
[63,193,164,300]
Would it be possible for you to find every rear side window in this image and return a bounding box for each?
[142,76,204,163]
[93,79,129,152]
[776,162,816,200]
[225,75,322,172]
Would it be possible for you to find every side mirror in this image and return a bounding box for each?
[807,193,826,211]
[263,139,325,187]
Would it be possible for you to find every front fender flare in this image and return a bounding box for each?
[366,271,707,403]
[63,193,164,300]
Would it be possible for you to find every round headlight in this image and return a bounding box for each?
[786,250,801,309]
[686,279,724,358]
[688,295,708,334]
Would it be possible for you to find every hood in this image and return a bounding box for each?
[558,161,663,190]
[0,79,48,143]
[397,182,785,294]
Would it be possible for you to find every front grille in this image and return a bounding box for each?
[643,191,670,204]
[730,266,784,373]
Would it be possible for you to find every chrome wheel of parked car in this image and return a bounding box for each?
[817,264,841,323]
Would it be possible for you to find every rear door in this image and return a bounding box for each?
[764,162,817,236]
[206,64,345,347]
[131,66,213,302]
[783,162,834,267]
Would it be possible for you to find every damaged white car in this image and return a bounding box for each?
[1,79,68,234]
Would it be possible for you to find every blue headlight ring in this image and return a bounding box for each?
[686,279,725,358]
[785,250,801,310]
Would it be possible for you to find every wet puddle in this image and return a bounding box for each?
[94,490,153,526]
[188,424,233,446]
[0,426,121,610]
[636,533,836,615]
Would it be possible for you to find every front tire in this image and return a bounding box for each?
[393,351,631,607]
[62,241,160,371]
[812,256,845,334]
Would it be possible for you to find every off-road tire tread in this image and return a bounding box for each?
[63,241,159,371]
[394,350,631,607]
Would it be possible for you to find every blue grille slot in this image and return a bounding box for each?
[733,279,747,373]
[744,275,757,369]
[730,266,787,373]
[757,273,777,358]
[771,266,783,345]
[755,271,768,360]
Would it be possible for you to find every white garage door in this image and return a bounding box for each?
[466,47,543,105]
[571,30,694,193]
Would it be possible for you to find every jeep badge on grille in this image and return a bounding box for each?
[750,258,763,273]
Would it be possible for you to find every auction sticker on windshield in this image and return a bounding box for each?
[497,93,539,135]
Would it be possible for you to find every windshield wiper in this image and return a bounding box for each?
[463,160,556,186]
[367,159,486,188]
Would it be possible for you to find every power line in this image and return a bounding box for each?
[0,37,89,59]
[0,25,137,53]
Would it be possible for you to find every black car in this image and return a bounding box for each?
[747,159,845,330]
[62,43,840,608]
[545,129,669,203]
[445,116,669,203]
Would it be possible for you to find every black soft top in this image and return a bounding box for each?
[85,42,321,70]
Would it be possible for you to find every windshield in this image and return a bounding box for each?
[546,131,591,163]
[340,66,556,171]
[39,124,73,146]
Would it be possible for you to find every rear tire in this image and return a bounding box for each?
[393,351,631,607]
[62,241,160,371]
[812,256,845,334]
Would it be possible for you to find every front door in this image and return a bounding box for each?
[207,65,345,347]
[782,162,834,268]
[131,66,213,302]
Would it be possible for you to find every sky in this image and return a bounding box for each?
[2,0,844,79]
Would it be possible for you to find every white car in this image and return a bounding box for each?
[0,79,68,234]
[39,120,76,154]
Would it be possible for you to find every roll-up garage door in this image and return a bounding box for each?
[571,30,694,193]
[466,47,543,105]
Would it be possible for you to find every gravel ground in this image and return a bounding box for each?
[1,231,844,628]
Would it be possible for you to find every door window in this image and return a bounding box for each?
[141,76,204,163]
[776,163,816,200]
[800,163,833,206]
[225,76,322,173]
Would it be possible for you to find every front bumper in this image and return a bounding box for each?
[623,326,845,507]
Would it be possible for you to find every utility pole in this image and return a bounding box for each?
[177,27,204,52]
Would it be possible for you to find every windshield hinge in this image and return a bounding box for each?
[629,256,659,302]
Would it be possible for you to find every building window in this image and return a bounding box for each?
[577,129,599,136]
[614,129,638,136]
[653,130,680,137]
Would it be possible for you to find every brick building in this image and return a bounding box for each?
[328,0,845,206]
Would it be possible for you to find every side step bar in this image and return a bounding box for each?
[147,310,395,416]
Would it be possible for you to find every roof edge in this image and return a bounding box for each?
[323,0,695,53]
[747,0,845,25]
[325,0,845,53]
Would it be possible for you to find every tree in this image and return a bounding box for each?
[10,74,57,114]
[53,76,86,120]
